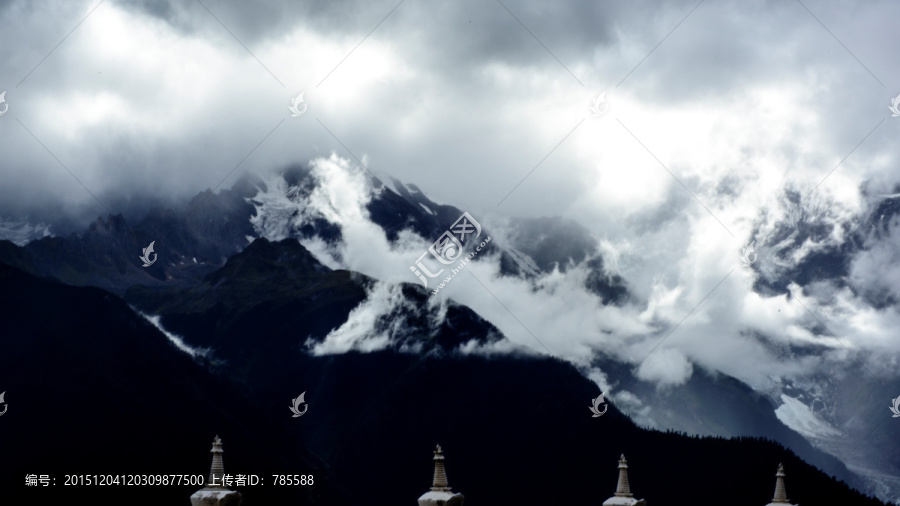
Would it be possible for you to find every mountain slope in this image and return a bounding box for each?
[124,237,506,388]
[0,174,261,295]
[590,353,865,490]
[119,238,886,506]
[0,261,354,505]
[1,167,896,501]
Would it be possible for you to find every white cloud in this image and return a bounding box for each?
[635,348,694,387]
[306,281,411,355]
[136,311,211,359]
[249,150,900,396]
[775,394,841,439]
[3,0,900,412]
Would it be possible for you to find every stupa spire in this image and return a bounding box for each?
[773,463,788,501]
[208,435,226,489]
[418,444,464,506]
[615,454,633,497]
[764,463,798,506]
[770,463,790,503]
[603,454,646,506]
[431,444,450,491]
[190,435,242,506]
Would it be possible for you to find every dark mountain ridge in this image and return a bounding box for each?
[0,168,896,502]
[121,238,884,505]
[0,254,886,504]
[0,261,353,505]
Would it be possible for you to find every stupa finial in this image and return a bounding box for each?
[614,454,633,497]
[431,444,450,491]
[207,435,226,489]
[771,463,790,503]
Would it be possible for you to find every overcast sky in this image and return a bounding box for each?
[1,0,899,406]
[1,0,897,228]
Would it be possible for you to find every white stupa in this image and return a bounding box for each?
[418,444,464,506]
[765,463,798,506]
[602,454,646,506]
[190,435,242,506]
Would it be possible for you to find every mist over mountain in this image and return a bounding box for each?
[1,160,899,504]
[0,236,887,505]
